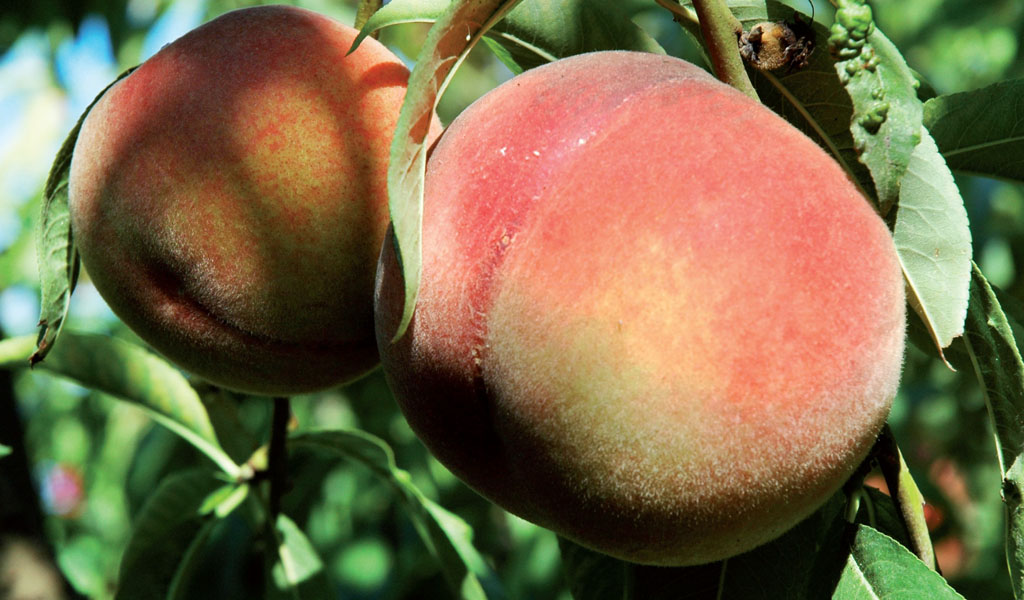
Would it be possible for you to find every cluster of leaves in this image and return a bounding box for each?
[5,0,1024,598]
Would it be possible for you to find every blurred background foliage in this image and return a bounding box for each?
[0,0,1023,598]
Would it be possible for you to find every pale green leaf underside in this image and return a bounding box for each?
[833,526,964,599]
[290,430,501,600]
[924,78,1024,183]
[0,333,238,477]
[893,127,971,353]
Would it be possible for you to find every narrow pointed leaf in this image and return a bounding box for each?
[923,78,1024,182]
[960,264,1024,598]
[832,526,964,599]
[32,67,135,365]
[0,333,238,477]
[893,127,971,355]
[115,469,226,600]
[290,430,503,600]
[358,0,663,75]
[378,0,525,342]
[828,0,922,215]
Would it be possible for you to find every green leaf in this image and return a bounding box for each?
[270,514,332,599]
[166,521,217,600]
[32,67,135,365]
[960,264,1024,598]
[290,430,504,600]
[0,444,10,458]
[374,0,525,342]
[893,126,971,356]
[480,0,665,73]
[115,469,227,600]
[832,526,964,599]
[828,1,923,215]
[0,333,239,477]
[360,0,663,75]
[923,78,1024,182]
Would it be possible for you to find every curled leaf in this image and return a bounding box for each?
[32,67,136,365]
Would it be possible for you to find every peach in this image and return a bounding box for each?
[375,51,905,565]
[69,5,436,394]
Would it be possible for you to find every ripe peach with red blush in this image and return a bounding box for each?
[375,51,905,565]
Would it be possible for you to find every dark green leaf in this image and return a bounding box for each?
[893,127,971,356]
[374,0,525,342]
[829,0,923,215]
[32,67,135,365]
[359,0,663,75]
[0,333,239,477]
[167,520,218,600]
[855,487,911,549]
[115,469,227,600]
[290,430,504,600]
[923,78,1024,182]
[482,0,665,73]
[961,264,1024,598]
[832,526,963,599]
[269,514,332,599]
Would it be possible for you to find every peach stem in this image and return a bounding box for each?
[268,397,291,520]
[690,0,760,101]
[877,424,938,570]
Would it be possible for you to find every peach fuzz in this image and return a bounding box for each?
[375,51,906,565]
[69,5,439,394]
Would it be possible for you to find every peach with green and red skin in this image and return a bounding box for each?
[70,5,438,394]
[375,51,906,566]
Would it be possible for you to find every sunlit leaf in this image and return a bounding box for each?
[360,0,662,74]
[116,469,225,600]
[960,264,1024,599]
[893,127,971,356]
[0,333,238,477]
[828,1,922,215]
[923,78,1024,183]
[270,514,332,599]
[832,526,963,599]
[290,430,504,600]
[32,67,135,365]
[371,0,525,342]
